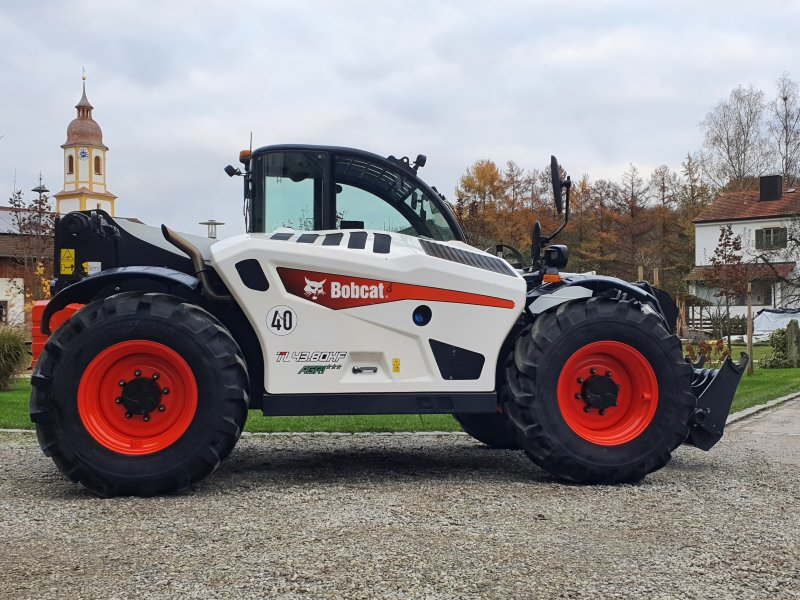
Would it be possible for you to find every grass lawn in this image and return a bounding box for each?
[730,344,772,363]
[2,367,798,432]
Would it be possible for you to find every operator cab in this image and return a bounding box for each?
[242,145,465,242]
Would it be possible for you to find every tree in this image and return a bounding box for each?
[699,84,772,190]
[704,224,748,348]
[606,164,654,280]
[679,152,714,220]
[767,72,800,185]
[7,174,55,308]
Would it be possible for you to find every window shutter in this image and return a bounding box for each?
[777,227,787,249]
[755,229,764,250]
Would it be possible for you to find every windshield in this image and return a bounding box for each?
[249,149,460,242]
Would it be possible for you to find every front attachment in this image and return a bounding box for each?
[684,353,748,451]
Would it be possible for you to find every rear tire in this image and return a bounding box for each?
[454,411,521,450]
[506,297,694,484]
[30,292,249,497]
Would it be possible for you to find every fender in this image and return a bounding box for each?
[527,274,675,330]
[41,266,200,334]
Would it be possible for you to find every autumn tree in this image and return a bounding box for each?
[704,224,748,348]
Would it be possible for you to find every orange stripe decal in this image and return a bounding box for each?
[277,268,515,310]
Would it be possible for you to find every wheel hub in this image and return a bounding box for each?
[118,375,164,417]
[78,340,197,455]
[557,340,659,446]
[581,374,619,412]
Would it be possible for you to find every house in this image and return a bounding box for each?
[686,175,800,319]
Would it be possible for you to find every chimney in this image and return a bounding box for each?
[759,175,782,201]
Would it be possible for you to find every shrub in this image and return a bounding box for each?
[708,314,747,337]
[0,326,27,390]
[761,327,793,369]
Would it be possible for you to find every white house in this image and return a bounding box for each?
[686,175,799,318]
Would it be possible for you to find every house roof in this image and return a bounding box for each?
[693,188,800,223]
[685,261,796,282]
[0,233,54,259]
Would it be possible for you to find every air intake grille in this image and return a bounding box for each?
[418,239,517,277]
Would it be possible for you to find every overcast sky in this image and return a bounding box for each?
[1,0,799,237]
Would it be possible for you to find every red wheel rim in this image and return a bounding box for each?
[78,340,198,455]
[557,341,658,446]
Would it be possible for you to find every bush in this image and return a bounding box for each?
[760,328,792,369]
[0,326,27,390]
[708,314,747,337]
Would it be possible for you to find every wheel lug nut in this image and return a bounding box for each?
[574,392,582,399]
[599,409,606,416]
[114,397,122,404]
[605,371,612,377]
[124,412,132,419]
[613,400,618,406]
[158,405,166,412]
[577,377,584,384]
[134,369,142,377]
[590,368,597,375]
[162,388,170,395]
[118,380,126,387]
[583,406,591,413]
[152,373,160,381]
[143,415,151,422]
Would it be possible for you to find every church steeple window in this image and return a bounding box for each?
[94,156,102,175]
[68,155,74,174]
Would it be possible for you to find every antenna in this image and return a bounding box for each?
[249,131,253,153]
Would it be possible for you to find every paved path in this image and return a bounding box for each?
[0,402,798,599]
[727,398,800,466]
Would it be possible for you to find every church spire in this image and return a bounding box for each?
[76,69,93,118]
[55,72,116,216]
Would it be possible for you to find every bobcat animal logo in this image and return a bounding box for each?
[303,278,326,300]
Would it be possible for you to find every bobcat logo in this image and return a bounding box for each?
[303,278,326,300]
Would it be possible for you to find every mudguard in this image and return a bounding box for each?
[528,274,674,330]
[41,266,200,334]
[685,353,749,450]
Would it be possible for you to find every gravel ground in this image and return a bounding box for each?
[1,403,799,600]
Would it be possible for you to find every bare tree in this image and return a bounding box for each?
[767,73,800,185]
[7,174,55,305]
[699,84,772,190]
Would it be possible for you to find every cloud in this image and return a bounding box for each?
[1,0,799,237]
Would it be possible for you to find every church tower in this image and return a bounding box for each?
[54,74,117,215]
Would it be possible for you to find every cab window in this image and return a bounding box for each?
[252,151,326,233]
[336,184,415,234]
[333,154,456,241]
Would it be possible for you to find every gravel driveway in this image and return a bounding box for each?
[1,402,798,599]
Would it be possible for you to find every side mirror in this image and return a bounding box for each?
[224,165,242,177]
[551,155,563,214]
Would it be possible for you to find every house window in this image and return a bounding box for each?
[755,227,787,250]
[94,156,102,175]
[67,155,74,174]
[753,281,773,306]
[0,301,7,323]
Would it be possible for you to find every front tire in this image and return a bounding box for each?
[31,292,249,497]
[506,297,694,484]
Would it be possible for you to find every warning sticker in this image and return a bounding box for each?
[60,249,75,275]
[392,358,401,373]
